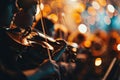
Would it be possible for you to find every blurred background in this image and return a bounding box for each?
[34,0,120,80]
[35,0,120,32]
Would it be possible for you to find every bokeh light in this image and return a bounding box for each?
[77,3,86,13]
[92,1,100,10]
[107,4,115,13]
[78,24,87,33]
[43,4,51,15]
[84,40,91,48]
[72,12,82,24]
[47,14,58,23]
[95,58,102,66]
[97,0,107,7]
[104,16,111,25]
[117,44,120,51]
[87,7,97,16]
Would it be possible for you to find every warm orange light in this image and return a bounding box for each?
[77,3,86,13]
[43,4,51,15]
[84,40,91,48]
[48,14,58,23]
[95,58,102,66]
[97,0,107,7]
[87,7,97,16]
[72,12,82,24]
[50,0,63,9]
[70,0,77,1]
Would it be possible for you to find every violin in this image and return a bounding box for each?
[0,27,67,70]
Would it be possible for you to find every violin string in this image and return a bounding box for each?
[38,0,52,61]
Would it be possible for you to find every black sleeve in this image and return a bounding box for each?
[0,68,27,80]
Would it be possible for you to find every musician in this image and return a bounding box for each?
[0,0,63,80]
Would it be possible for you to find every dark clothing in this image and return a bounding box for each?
[0,64,27,80]
[0,1,24,79]
[0,28,27,80]
[0,0,17,26]
[35,17,54,37]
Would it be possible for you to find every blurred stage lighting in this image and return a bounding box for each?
[95,58,102,66]
[107,4,115,13]
[78,24,87,34]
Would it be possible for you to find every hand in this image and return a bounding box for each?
[27,59,60,80]
[52,39,67,61]
[39,59,59,76]
[59,62,76,73]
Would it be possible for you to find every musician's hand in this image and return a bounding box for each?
[59,62,76,73]
[56,39,67,46]
[27,59,60,80]
[52,39,67,61]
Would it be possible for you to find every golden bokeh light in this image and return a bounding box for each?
[43,4,52,15]
[48,14,58,23]
[95,58,102,66]
[84,40,91,48]
[76,3,86,13]
[72,12,82,24]
[97,0,107,7]
[87,7,97,16]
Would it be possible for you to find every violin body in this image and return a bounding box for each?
[0,27,67,70]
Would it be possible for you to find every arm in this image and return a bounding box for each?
[23,60,60,80]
